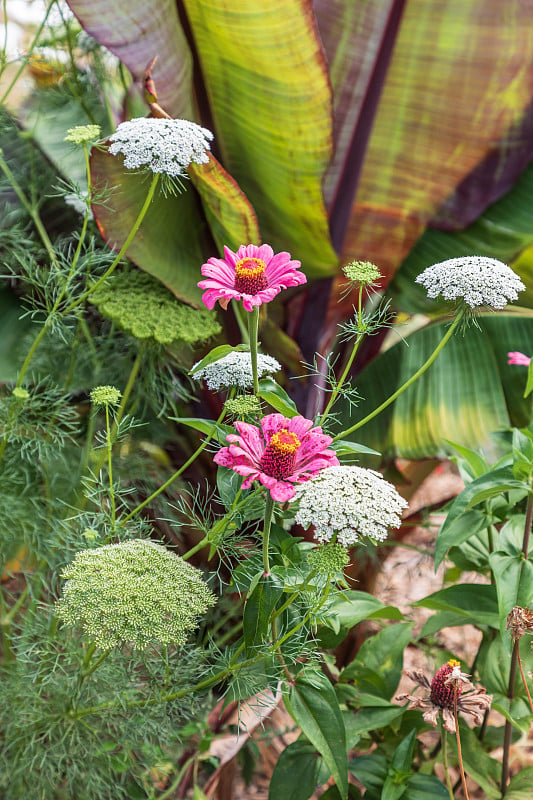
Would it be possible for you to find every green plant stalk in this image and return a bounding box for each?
[262,494,275,574]
[0,0,54,105]
[501,490,533,794]
[441,727,454,800]
[156,755,197,800]
[334,306,466,441]
[517,647,533,715]
[121,405,226,524]
[105,403,116,528]
[248,305,260,395]
[0,149,60,272]
[319,331,364,424]
[63,171,160,314]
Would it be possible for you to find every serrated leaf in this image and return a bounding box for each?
[284,671,348,800]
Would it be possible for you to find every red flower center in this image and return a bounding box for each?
[430,660,463,709]
[234,257,269,295]
[259,429,301,480]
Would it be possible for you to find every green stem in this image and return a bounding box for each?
[262,494,275,574]
[105,404,116,528]
[248,305,260,395]
[63,172,160,314]
[0,149,59,272]
[319,332,364,424]
[0,1,54,105]
[501,491,533,795]
[334,308,466,441]
[180,537,210,562]
[441,727,454,800]
[121,406,226,524]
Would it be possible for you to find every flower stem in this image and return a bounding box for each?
[441,727,454,800]
[262,494,275,574]
[334,307,466,441]
[453,692,470,800]
[121,406,226,524]
[517,647,533,715]
[248,305,260,395]
[63,172,160,314]
[501,491,533,795]
[105,404,116,528]
[319,332,364,424]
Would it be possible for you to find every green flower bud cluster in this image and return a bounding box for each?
[223,395,262,419]
[64,124,102,145]
[307,542,350,575]
[342,260,381,286]
[90,385,122,407]
[91,269,222,345]
[56,539,216,650]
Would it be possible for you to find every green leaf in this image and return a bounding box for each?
[448,725,501,798]
[489,549,533,642]
[189,344,249,375]
[182,0,337,277]
[243,575,283,651]
[268,740,330,800]
[284,671,348,800]
[349,753,388,798]
[381,730,416,800]
[525,361,533,398]
[506,767,533,799]
[317,591,403,649]
[258,377,299,417]
[338,315,533,465]
[330,439,381,458]
[413,584,499,629]
[339,623,414,698]
[401,775,450,800]
[477,637,533,730]
[173,417,228,438]
[91,148,208,306]
[434,509,489,568]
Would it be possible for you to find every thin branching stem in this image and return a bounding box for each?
[334,307,466,441]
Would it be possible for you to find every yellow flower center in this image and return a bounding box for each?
[234,257,269,295]
[259,429,301,479]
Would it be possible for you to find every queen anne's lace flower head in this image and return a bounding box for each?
[56,539,216,650]
[415,256,525,310]
[294,465,407,546]
[108,117,214,178]
[198,244,306,312]
[192,351,281,390]
[214,413,339,502]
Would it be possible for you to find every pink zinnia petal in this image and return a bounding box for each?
[213,412,338,501]
[508,351,531,366]
[198,243,306,311]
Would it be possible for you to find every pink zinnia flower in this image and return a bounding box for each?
[214,413,339,502]
[508,351,531,366]
[198,244,306,312]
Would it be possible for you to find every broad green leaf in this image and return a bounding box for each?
[338,1,533,277]
[349,753,388,799]
[90,148,208,305]
[413,584,499,630]
[189,158,260,251]
[448,726,501,798]
[477,636,533,730]
[268,740,330,800]
[330,439,381,458]
[258,377,299,417]
[525,360,533,398]
[381,730,416,800]
[172,417,228,437]
[401,775,451,800]
[338,314,533,465]
[444,439,489,480]
[284,671,348,800]
[489,550,533,642]
[243,575,283,651]
[317,591,403,649]
[339,622,413,698]
[434,509,489,568]
[506,767,533,799]
[182,0,337,277]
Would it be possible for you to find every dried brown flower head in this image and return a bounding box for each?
[506,606,533,642]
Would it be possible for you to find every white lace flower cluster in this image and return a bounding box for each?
[56,539,216,650]
[415,256,525,310]
[108,117,214,177]
[294,466,408,547]
[192,351,281,390]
